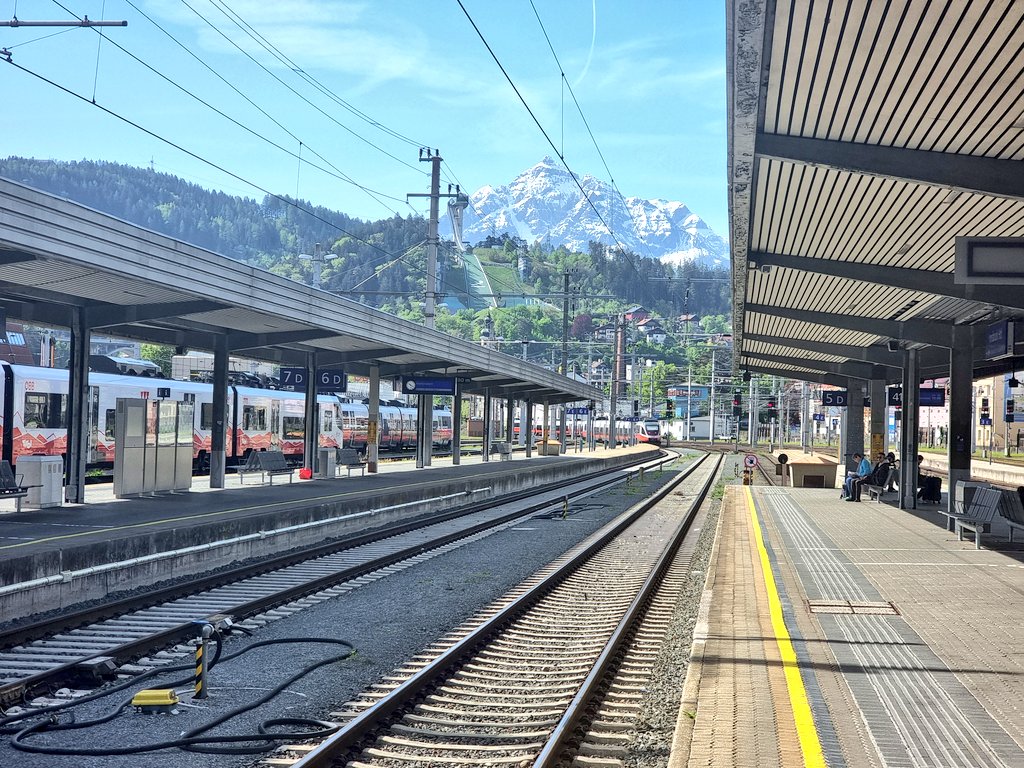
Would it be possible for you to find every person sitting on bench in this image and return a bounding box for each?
[842,452,872,501]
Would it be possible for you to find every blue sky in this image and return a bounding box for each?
[2,1,728,235]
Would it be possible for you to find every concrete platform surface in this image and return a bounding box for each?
[676,484,1024,767]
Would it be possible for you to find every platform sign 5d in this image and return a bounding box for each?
[821,390,848,407]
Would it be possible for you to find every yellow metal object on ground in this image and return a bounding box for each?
[131,688,179,713]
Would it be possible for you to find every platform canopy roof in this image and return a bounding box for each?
[0,178,600,404]
[728,0,1024,385]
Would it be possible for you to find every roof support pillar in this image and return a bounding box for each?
[64,307,91,504]
[481,390,492,463]
[451,385,462,466]
[844,381,865,473]
[367,365,380,474]
[525,399,534,458]
[303,351,318,475]
[506,396,516,450]
[209,335,228,489]
[947,326,974,515]
[869,379,887,460]
[900,349,921,510]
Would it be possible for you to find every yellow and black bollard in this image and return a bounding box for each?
[194,622,214,700]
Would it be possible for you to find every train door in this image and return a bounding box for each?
[86,385,100,464]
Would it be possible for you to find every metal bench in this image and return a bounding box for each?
[237,450,293,485]
[336,448,366,477]
[952,487,1002,549]
[0,460,31,512]
[491,441,512,462]
[863,467,898,502]
[997,489,1024,543]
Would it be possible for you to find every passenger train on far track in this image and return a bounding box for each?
[513,416,662,446]
[0,363,453,472]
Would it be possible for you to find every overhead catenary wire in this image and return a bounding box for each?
[455,0,645,281]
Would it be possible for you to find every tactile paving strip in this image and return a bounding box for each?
[759,488,1024,767]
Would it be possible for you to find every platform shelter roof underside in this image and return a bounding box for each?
[729,0,1024,384]
[0,178,599,405]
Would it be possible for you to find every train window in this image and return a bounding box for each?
[242,405,268,431]
[322,410,333,432]
[282,416,305,440]
[23,392,66,429]
[200,403,214,430]
[105,409,116,439]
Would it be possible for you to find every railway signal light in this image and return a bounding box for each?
[732,391,742,418]
[766,397,778,418]
[632,399,640,417]
[981,397,990,416]
[664,399,674,419]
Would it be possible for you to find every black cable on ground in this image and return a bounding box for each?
[6,637,355,756]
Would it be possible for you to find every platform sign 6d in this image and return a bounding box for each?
[821,390,848,407]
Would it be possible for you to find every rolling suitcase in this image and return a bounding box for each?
[919,475,941,503]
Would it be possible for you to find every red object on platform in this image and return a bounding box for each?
[298,467,313,480]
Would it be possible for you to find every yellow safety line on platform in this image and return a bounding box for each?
[745,486,826,768]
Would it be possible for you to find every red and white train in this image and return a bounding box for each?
[0,363,453,470]
[512,416,662,446]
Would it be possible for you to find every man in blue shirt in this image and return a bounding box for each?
[843,452,872,501]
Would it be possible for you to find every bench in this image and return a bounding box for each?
[237,450,293,485]
[951,486,1002,549]
[491,441,512,462]
[997,489,1024,543]
[864,467,899,502]
[0,460,31,512]
[336,448,366,477]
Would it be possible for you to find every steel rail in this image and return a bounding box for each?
[534,452,722,766]
[0,450,675,707]
[290,452,713,768]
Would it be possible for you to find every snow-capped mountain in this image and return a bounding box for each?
[444,157,729,268]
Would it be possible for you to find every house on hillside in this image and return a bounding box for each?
[592,323,617,343]
[636,318,669,345]
[624,305,650,323]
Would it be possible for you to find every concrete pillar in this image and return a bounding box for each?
[303,351,318,475]
[525,399,534,458]
[482,390,492,463]
[845,380,865,471]
[367,365,380,473]
[64,307,90,504]
[209,335,229,489]
[451,387,462,466]
[948,326,973,515]
[505,396,515,450]
[901,349,921,510]
[869,379,887,461]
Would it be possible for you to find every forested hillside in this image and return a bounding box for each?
[0,157,729,332]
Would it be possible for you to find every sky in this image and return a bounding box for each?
[1,1,728,236]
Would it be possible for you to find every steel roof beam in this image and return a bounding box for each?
[742,333,950,369]
[86,300,228,328]
[751,251,1024,311]
[742,351,891,381]
[310,348,410,366]
[744,303,951,347]
[743,363,849,388]
[225,328,338,350]
[756,132,1024,200]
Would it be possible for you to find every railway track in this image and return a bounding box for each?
[261,452,722,768]
[0,451,677,710]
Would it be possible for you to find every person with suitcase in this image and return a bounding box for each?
[916,454,942,503]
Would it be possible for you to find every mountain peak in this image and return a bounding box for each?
[448,159,728,267]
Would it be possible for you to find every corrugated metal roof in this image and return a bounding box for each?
[729,0,1024,382]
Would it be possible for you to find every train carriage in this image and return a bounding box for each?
[1,363,451,471]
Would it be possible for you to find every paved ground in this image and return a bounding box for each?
[680,483,1024,767]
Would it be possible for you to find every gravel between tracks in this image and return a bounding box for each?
[0,453,718,768]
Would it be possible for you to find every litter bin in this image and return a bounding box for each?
[17,455,63,508]
[318,448,337,479]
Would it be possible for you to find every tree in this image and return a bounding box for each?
[140,343,174,377]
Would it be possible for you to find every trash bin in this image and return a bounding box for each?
[318,448,337,479]
[17,455,63,508]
